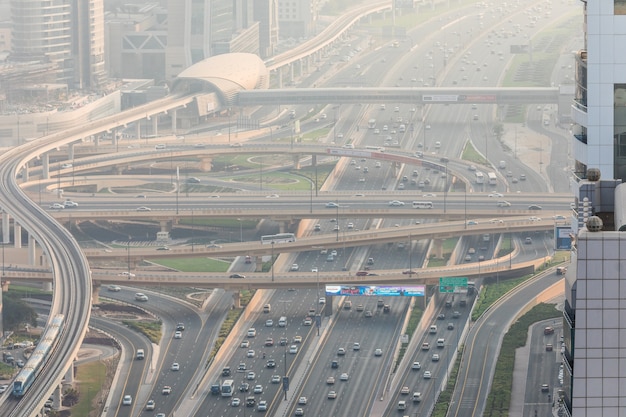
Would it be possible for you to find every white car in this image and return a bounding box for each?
[340,373,349,381]
[247,349,255,358]
[298,397,308,405]
[488,193,504,198]
[240,340,250,348]
[246,371,256,380]
[289,345,298,354]
[423,371,432,379]
[353,342,360,351]
[311,267,318,273]
[258,400,268,411]
[171,362,180,371]
[412,361,421,370]
[290,264,299,271]
[122,395,132,405]
[319,297,326,304]
[49,203,65,209]
[136,206,151,211]
[145,399,155,410]
[388,200,405,207]
[337,347,346,356]
[374,348,383,356]
[134,293,148,301]
[265,319,273,327]
[325,202,339,208]
[107,285,121,292]
[254,385,263,394]
[231,398,241,407]
[174,331,182,339]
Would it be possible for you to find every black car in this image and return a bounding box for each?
[528,204,543,210]
[229,273,246,279]
[266,359,276,368]
[239,382,249,392]
[246,396,256,407]
[437,313,446,320]
[176,323,185,331]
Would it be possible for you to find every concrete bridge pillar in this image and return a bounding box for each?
[279,222,290,233]
[277,70,283,88]
[160,221,172,233]
[42,153,50,180]
[432,238,444,259]
[92,281,101,305]
[199,157,213,171]
[65,362,74,384]
[51,384,63,410]
[392,161,401,176]
[311,154,317,166]
[94,134,100,147]
[232,291,241,308]
[151,116,158,136]
[135,122,141,140]
[68,142,75,161]
[22,162,29,181]
[28,234,36,265]
[255,257,264,272]
[292,155,301,169]
[42,281,52,292]
[289,64,295,84]
[171,108,178,132]
[14,223,21,248]
[2,211,9,244]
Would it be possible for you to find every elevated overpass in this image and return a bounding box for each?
[236,87,561,106]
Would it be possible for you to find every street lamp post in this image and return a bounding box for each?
[271,241,275,282]
[127,237,131,277]
[238,218,243,242]
[443,163,448,214]
[336,201,340,242]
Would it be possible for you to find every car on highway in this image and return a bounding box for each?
[271,375,281,383]
[432,353,440,361]
[231,397,241,407]
[266,359,276,368]
[241,340,250,348]
[325,202,339,208]
[356,270,370,276]
[327,391,337,399]
[122,395,132,405]
[374,348,383,356]
[326,376,336,385]
[162,386,172,395]
[174,331,182,339]
[289,345,298,354]
[488,193,503,198]
[528,204,543,210]
[290,264,299,271]
[156,246,170,251]
[63,200,78,208]
[136,206,151,211]
[293,335,302,343]
[254,385,263,394]
[303,317,313,326]
[340,372,349,381]
[246,371,256,380]
[412,361,421,370]
[145,399,155,410]
[171,362,180,371]
[365,310,373,317]
[239,382,249,392]
[258,400,268,411]
[466,220,478,226]
[388,200,405,206]
[400,386,410,395]
[295,408,304,416]
[49,203,65,209]
[229,273,246,279]
[265,337,274,346]
[298,397,307,405]
[402,269,417,275]
[247,349,256,357]
[423,371,432,379]
[107,285,121,292]
[353,342,360,351]
[265,319,273,327]
[337,347,346,355]
[134,293,148,302]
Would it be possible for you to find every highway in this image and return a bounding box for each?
[3,0,576,416]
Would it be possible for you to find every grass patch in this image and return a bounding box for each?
[462,141,490,167]
[72,361,107,417]
[432,347,463,417]
[471,276,530,321]
[0,362,15,380]
[394,305,424,373]
[208,290,254,364]
[123,320,162,344]
[484,303,561,417]
[5,285,51,296]
[152,257,231,272]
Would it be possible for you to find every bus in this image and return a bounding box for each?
[368,118,376,129]
[475,172,485,184]
[412,201,434,209]
[365,145,385,152]
[261,233,296,244]
[221,380,234,397]
[487,172,497,185]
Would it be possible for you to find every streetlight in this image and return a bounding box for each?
[127,237,131,278]
[238,218,243,242]
[443,163,448,214]
[270,241,275,282]
[335,200,340,242]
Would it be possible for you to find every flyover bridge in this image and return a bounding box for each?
[236,87,561,106]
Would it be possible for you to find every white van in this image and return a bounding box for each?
[398,400,407,410]
[344,300,352,310]
[136,349,145,360]
[429,325,438,334]
[437,338,445,348]
[278,317,287,327]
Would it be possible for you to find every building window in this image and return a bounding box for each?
[616,0,626,14]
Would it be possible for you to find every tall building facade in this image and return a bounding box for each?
[9,0,106,90]
[566,2,626,417]
[165,0,264,81]
[277,0,317,39]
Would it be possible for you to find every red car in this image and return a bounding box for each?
[356,271,369,276]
